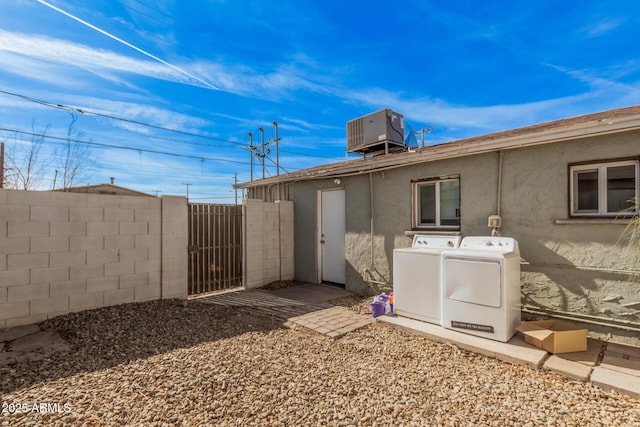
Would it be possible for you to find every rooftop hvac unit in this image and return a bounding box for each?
[347,109,405,155]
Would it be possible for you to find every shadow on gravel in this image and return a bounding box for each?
[0,299,286,395]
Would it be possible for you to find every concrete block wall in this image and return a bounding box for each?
[0,189,188,330]
[243,199,294,289]
[161,196,188,299]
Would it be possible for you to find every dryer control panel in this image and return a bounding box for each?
[459,236,519,255]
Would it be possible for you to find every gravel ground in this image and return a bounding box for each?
[1,299,639,426]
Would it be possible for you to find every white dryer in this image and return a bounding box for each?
[441,236,521,342]
[393,235,461,325]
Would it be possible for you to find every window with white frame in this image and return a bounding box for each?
[413,176,460,228]
[570,159,639,217]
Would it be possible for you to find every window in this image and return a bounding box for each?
[413,176,460,228]
[570,160,639,217]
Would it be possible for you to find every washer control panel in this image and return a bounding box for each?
[459,236,519,254]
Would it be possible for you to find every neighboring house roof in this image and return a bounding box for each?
[56,183,153,197]
[236,105,640,189]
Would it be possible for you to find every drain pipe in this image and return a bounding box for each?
[491,151,504,236]
[363,172,386,288]
[497,150,503,216]
[369,172,374,269]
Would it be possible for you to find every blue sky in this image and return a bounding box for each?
[1,0,639,202]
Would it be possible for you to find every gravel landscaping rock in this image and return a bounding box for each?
[1,299,639,426]
[330,295,373,315]
[261,280,309,291]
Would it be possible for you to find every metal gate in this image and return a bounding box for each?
[188,203,242,296]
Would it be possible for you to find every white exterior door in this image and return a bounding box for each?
[319,189,346,284]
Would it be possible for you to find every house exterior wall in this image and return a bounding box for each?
[287,130,640,330]
[0,189,188,330]
[500,131,639,322]
[289,180,345,285]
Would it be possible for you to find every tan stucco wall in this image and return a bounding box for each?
[0,189,188,330]
[500,131,639,322]
[287,130,640,330]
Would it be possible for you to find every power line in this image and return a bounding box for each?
[10,92,335,173]
[278,148,338,160]
[127,0,173,18]
[85,112,248,150]
[0,88,243,146]
[63,0,173,28]
[0,88,345,162]
[1,124,312,176]
[115,0,174,27]
[0,127,249,165]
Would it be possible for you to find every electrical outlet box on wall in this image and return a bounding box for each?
[488,215,502,228]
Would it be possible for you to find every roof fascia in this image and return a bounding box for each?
[236,112,640,189]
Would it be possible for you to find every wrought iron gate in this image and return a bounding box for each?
[188,203,242,295]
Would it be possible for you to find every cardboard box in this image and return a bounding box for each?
[516,320,588,354]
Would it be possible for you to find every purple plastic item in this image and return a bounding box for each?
[371,302,386,318]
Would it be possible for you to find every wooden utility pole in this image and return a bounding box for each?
[182,182,191,200]
[233,173,238,205]
[0,142,4,189]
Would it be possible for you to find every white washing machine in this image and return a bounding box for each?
[393,235,461,325]
[441,236,521,342]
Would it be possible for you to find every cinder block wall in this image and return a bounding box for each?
[243,199,294,289]
[161,196,188,299]
[0,189,188,330]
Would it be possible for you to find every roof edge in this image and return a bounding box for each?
[236,105,640,189]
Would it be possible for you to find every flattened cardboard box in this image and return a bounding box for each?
[516,320,587,354]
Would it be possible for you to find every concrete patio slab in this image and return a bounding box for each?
[11,330,69,353]
[0,324,40,342]
[1,327,70,367]
[378,315,549,368]
[197,284,373,339]
[591,366,640,399]
[599,343,640,377]
[288,306,375,339]
[270,283,352,304]
[556,338,603,367]
[197,288,331,318]
[544,355,593,381]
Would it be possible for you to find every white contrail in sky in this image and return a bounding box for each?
[35,0,219,91]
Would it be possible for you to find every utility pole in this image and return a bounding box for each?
[0,142,4,189]
[182,182,191,200]
[273,121,280,176]
[415,125,435,147]
[233,173,239,205]
[248,132,254,182]
[259,127,265,179]
[247,121,281,189]
[52,169,58,190]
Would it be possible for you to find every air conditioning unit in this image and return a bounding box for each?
[346,109,405,155]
